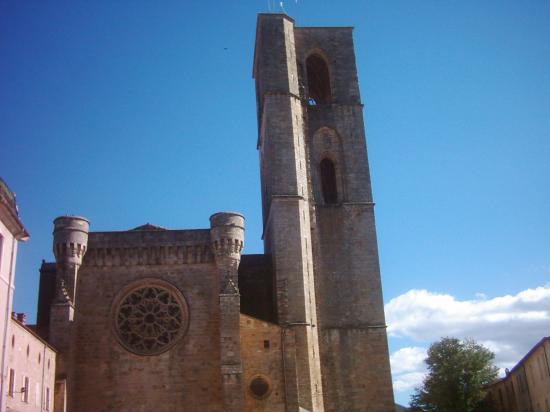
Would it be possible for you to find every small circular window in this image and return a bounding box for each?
[249,375,271,399]
[113,280,189,356]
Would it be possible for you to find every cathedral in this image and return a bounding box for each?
[34,13,394,412]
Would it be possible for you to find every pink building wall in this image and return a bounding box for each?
[0,219,18,412]
[5,318,56,412]
[0,178,31,412]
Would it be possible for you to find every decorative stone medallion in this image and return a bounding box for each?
[113,280,189,356]
[249,375,272,399]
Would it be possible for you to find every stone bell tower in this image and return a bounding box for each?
[254,14,394,411]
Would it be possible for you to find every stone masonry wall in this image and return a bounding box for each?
[296,26,395,411]
[240,314,285,412]
[65,229,223,412]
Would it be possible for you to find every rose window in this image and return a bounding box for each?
[114,283,188,355]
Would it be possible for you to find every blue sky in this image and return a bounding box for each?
[2,1,549,406]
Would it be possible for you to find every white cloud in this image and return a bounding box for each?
[390,347,427,394]
[393,371,425,393]
[386,285,550,397]
[390,346,427,375]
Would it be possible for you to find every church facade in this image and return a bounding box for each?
[35,14,394,412]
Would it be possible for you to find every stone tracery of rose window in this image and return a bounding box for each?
[114,284,188,355]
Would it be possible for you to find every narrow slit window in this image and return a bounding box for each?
[22,376,29,402]
[8,369,15,397]
[306,54,331,104]
[320,158,338,204]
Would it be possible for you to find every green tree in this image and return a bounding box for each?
[410,337,499,412]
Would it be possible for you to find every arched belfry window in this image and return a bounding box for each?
[320,158,338,204]
[306,54,331,104]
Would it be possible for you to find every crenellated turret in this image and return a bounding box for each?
[49,216,90,409]
[53,216,89,265]
[52,216,89,303]
[210,212,244,293]
[209,212,245,412]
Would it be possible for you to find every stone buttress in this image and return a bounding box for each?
[50,216,89,412]
[254,14,325,412]
[210,212,246,412]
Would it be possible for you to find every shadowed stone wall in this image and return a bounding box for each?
[240,314,285,412]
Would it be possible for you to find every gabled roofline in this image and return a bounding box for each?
[509,336,550,374]
[11,316,58,353]
[0,177,29,240]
